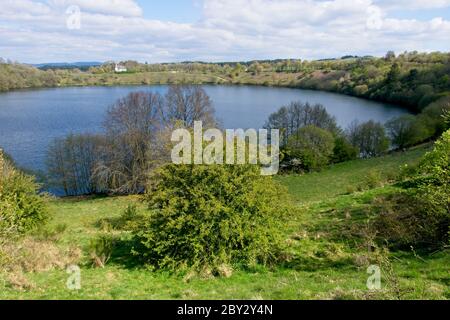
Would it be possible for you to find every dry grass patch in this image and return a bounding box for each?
[0,237,81,273]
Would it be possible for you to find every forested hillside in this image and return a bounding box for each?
[2,51,450,112]
[0,62,60,92]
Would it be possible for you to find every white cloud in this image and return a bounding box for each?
[48,0,143,17]
[1,0,51,15]
[0,0,449,63]
[375,0,450,10]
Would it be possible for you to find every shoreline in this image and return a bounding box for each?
[0,74,418,114]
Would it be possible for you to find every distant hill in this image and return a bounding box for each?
[32,62,103,70]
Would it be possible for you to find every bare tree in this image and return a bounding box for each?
[47,134,105,196]
[164,85,217,128]
[94,91,164,194]
[265,101,339,145]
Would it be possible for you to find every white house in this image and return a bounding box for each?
[114,63,127,73]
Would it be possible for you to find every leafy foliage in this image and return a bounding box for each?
[385,115,427,149]
[373,130,449,249]
[332,136,359,163]
[133,164,289,272]
[347,120,389,158]
[0,151,48,235]
[415,130,450,245]
[89,234,115,268]
[286,125,335,171]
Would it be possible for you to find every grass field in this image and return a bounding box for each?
[1,144,448,300]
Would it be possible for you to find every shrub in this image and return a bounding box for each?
[361,170,384,190]
[286,125,335,171]
[415,129,450,246]
[133,164,289,272]
[373,130,450,249]
[1,151,48,235]
[89,234,116,268]
[332,136,358,163]
[372,193,447,249]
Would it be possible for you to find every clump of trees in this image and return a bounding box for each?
[267,95,450,173]
[132,163,288,272]
[385,97,450,149]
[265,101,354,172]
[94,92,164,194]
[48,91,450,194]
[265,101,386,172]
[46,86,217,196]
[385,115,425,149]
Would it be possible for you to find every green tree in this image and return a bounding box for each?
[418,129,450,221]
[386,63,401,88]
[385,115,426,148]
[332,136,359,163]
[286,125,335,171]
[385,51,396,61]
[347,120,389,158]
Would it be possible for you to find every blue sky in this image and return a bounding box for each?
[1,0,450,63]
[135,1,450,23]
[136,0,202,22]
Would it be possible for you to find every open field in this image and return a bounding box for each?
[1,144,448,300]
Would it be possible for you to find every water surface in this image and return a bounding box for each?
[0,85,409,171]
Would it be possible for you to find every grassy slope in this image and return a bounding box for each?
[1,144,448,300]
[277,145,428,203]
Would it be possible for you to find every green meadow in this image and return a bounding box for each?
[1,144,448,300]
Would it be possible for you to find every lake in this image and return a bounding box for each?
[0,85,409,172]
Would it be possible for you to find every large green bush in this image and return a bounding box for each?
[286,125,335,171]
[416,129,450,245]
[133,164,289,272]
[0,151,48,235]
[332,136,359,163]
[373,130,449,249]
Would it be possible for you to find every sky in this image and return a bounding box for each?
[1,0,450,63]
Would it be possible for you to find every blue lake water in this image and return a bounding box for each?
[0,85,409,172]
